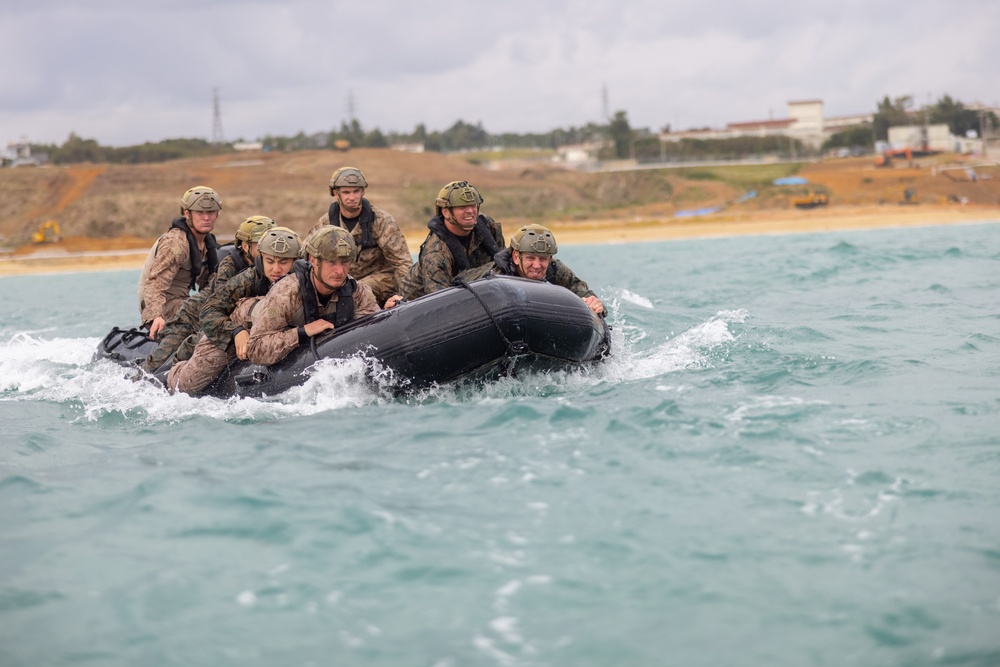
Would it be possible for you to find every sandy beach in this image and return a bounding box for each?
[1,204,996,278]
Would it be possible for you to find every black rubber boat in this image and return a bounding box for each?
[95,275,611,397]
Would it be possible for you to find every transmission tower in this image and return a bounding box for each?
[346,89,357,122]
[212,88,225,144]
[602,83,609,121]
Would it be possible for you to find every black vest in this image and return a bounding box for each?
[169,217,219,290]
[328,198,377,249]
[250,256,274,297]
[290,259,357,327]
[427,214,501,273]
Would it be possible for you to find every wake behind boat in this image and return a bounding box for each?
[95,275,611,398]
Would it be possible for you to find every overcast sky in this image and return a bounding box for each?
[4,0,998,147]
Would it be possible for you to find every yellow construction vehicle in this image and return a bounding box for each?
[32,220,62,244]
[791,190,829,209]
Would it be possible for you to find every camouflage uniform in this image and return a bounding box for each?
[140,250,249,373]
[399,214,504,299]
[166,293,261,395]
[246,271,380,366]
[137,219,217,326]
[457,248,599,299]
[307,199,412,305]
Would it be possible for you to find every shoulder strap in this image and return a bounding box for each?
[427,215,473,272]
[169,217,218,289]
[328,199,377,249]
[333,278,357,326]
[292,259,321,324]
[251,256,272,296]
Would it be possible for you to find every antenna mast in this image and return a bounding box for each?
[212,87,225,144]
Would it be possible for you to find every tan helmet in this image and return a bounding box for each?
[257,226,301,259]
[180,186,222,213]
[303,226,358,262]
[329,167,368,195]
[235,215,276,243]
[435,181,483,210]
[510,224,557,255]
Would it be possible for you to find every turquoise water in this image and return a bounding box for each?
[2,222,999,667]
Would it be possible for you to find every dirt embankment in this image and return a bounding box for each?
[1,149,998,275]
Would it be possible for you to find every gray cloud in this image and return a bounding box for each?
[2,0,997,146]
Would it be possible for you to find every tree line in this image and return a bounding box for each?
[26,94,995,165]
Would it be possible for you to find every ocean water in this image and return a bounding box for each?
[2,222,999,667]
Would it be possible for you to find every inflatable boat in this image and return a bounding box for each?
[95,275,611,398]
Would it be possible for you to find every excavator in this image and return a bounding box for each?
[790,190,829,209]
[32,220,62,244]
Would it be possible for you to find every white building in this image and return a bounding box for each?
[659,100,873,150]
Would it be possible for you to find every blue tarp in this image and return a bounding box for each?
[773,176,808,185]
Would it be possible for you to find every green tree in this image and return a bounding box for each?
[608,110,632,159]
[873,95,913,141]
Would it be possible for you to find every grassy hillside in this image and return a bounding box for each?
[2,149,998,249]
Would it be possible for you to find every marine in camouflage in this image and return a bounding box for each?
[246,273,380,366]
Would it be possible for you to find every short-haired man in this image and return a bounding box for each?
[139,215,275,373]
[458,224,606,315]
[399,181,504,300]
[246,226,380,366]
[138,186,223,340]
[306,167,412,307]
[167,227,302,395]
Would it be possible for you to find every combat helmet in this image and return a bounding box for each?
[329,167,368,195]
[435,181,483,212]
[257,227,301,259]
[510,224,557,256]
[180,186,222,214]
[235,215,276,243]
[303,226,358,262]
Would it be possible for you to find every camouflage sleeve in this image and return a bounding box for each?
[415,234,456,296]
[211,254,242,289]
[454,262,496,284]
[365,209,413,296]
[307,213,330,240]
[201,268,256,351]
[246,277,303,366]
[550,259,596,298]
[139,231,187,324]
[352,282,381,318]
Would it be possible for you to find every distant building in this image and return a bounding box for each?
[232,141,263,152]
[1,138,43,167]
[554,141,606,164]
[391,143,425,153]
[888,123,981,153]
[659,100,874,150]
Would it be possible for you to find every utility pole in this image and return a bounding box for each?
[346,89,356,122]
[601,83,609,122]
[212,88,224,144]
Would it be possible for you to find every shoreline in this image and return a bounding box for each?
[1,205,997,277]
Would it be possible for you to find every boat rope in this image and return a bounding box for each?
[453,277,529,360]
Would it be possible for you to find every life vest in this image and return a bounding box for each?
[427,214,501,273]
[291,259,357,327]
[168,217,219,289]
[250,256,274,297]
[328,198,377,249]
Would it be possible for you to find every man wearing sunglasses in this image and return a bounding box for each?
[399,181,505,299]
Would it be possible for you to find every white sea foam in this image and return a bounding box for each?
[620,289,654,309]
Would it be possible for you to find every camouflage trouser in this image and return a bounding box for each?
[140,308,200,373]
[165,335,232,395]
